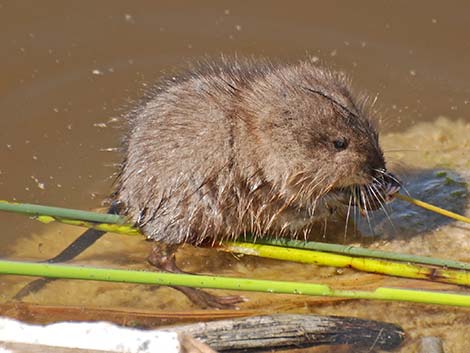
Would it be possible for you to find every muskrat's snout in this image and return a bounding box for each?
[379,171,401,200]
[352,170,401,211]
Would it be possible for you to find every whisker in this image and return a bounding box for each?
[372,186,398,233]
[344,187,354,240]
[369,182,396,232]
[369,178,387,205]
[360,186,375,236]
[322,217,328,239]
[310,198,317,218]
[383,148,421,153]
[373,168,402,185]
[371,176,394,208]
[373,168,401,186]
[354,188,361,239]
[372,168,410,196]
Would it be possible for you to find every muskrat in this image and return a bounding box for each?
[14,58,400,308]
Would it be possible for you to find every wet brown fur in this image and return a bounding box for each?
[116,58,387,245]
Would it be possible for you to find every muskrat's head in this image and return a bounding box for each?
[241,61,400,213]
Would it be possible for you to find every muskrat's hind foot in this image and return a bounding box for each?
[171,285,244,309]
[148,243,244,309]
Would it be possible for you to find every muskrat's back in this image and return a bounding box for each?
[117,61,263,244]
[117,59,391,246]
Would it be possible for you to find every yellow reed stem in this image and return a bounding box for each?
[223,242,470,287]
[396,193,470,224]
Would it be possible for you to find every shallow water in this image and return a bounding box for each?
[1,2,470,352]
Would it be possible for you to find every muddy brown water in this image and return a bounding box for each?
[1,1,470,352]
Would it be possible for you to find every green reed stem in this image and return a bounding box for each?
[1,260,469,308]
[0,200,123,224]
[1,199,470,271]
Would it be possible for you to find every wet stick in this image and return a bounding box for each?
[172,314,405,351]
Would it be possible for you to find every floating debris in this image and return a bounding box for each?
[30,176,45,190]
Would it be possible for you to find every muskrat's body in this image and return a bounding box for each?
[15,59,399,308]
[118,59,395,247]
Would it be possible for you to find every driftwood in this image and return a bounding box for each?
[171,314,405,352]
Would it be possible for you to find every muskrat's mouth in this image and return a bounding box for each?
[349,172,401,212]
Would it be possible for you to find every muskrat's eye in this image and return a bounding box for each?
[333,137,348,150]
